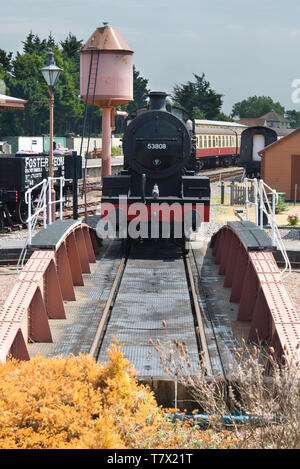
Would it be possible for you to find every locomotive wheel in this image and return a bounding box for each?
[197,160,205,171]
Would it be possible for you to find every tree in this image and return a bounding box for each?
[22,32,50,56]
[60,33,82,60]
[285,110,300,129]
[172,73,223,120]
[192,106,206,120]
[126,66,149,113]
[0,32,150,138]
[0,49,12,73]
[231,96,285,119]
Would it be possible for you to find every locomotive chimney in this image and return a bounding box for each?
[148,91,168,111]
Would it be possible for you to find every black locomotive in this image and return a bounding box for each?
[239,126,278,178]
[100,91,210,244]
[0,152,81,227]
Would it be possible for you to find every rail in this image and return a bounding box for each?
[17,176,72,271]
[244,178,291,277]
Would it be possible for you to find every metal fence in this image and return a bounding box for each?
[221,181,255,205]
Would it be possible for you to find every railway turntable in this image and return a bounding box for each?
[2,216,299,409]
[98,241,201,378]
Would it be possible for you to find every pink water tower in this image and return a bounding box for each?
[80,23,133,180]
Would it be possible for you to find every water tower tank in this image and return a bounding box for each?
[80,24,133,107]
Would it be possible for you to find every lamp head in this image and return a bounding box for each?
[40,52,62,90]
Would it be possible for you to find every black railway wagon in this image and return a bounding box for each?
[0,152,82,224]
[239,126,278,178]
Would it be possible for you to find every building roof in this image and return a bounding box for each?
[236,117,267,127]
[258,127,300,156]
[275,128,295,137]
[195,119,246,128]
[260,111,290,123]
[0,94,27,110]
[80,24,133,52]
[195,126,244,136]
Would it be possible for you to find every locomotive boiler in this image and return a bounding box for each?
[100,91,210,244]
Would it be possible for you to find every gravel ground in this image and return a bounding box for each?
[283,272,300,313]
[0,268,18,309]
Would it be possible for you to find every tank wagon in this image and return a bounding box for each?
[100,91,210,245]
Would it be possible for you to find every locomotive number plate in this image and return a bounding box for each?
[147,143,167,150]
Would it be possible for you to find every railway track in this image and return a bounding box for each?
[200,166,244,182]
[89,240,214,381]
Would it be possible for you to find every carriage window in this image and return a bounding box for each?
[208,136,211,147]
[212,137,215,147]
[222,136,225,146]
[199,136,202,148]
[204,136,207,148]
[226,136,229,146]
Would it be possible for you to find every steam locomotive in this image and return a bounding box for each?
[100,91,210,245]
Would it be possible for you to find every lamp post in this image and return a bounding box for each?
[40,51,62,222]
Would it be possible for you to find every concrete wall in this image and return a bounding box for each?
[85,156,124,178]
[66,136,122,155]
[3,136,44,153]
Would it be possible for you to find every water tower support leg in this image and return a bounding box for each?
[101,107,112,182]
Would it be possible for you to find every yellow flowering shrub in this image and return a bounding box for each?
[0,340,236,449]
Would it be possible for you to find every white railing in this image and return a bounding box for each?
[245,177,259,226]
[47,176,72,224]
[244,178,291,277]
[17,176,71,271]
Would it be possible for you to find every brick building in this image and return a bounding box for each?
[259,128,300,201]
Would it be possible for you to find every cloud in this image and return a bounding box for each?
[290,28,300,37]
[226,24,243,31]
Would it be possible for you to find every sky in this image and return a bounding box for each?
[1,0,300,115]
